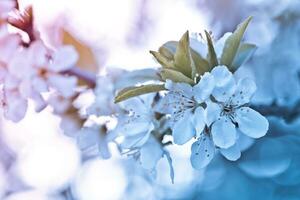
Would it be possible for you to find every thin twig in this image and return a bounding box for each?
[63,67,97,88]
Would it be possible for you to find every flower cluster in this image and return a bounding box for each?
[112,17,269,177]
[0,3,79,122]
[157,65,268,168]
[0,2,273,184]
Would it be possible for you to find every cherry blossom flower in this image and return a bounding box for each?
[114,94,172,173]
[191,65,269,169]
[6,40,78,114]
[115,94,156,151]
[155,73,214,145]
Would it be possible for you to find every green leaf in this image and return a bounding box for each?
[166,41,210,75]
[220,16,252,69]
[160,68,194,85]
[232,43,257,70]
[190,48,210,75]
[115,84,166,103]
[205,30,218,69]
[150,50,174,68]
[174,31,193,78]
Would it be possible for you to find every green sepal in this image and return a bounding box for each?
[220,16,252,70]
[150,50,174,68]
[160,68,194,85]
[205,30,218,69]
[115,84,166,103]
[174,31,193,78]
[232,43,257,70]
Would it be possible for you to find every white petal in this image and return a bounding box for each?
[140,136,163,170]
[205,101,222,126]
[211,117,237,148]
[220,142,241,161]
[120,95,152,115]
[214,32,232,58]
[211,65,233,87]
[172,112,195,145]
[48,46,78,72]
[236,107,269,138]
[193,72,214,102]
[165,80,193,99]
[48,74,77,98]
[121,130,151,149]
[189,36,207,57]
[211,65,236,102]
[231,77,257,106]
[117,115,154,137]
[192,106,205,137]
[190,133,215,169]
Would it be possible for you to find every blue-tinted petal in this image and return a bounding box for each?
[193,72,214,102]
[120,130,151,149]
[210,65,233,87]
[77,126,98,150]
[214,32,232,58]
[165,80,193,98]
[211,117,237,148]
[190,133,215,169]
[193,106,205,137]
[236,107,269,138]
[211,66,236,102]
[163,150,175,183]
[220,142,241,161]
[205,101,221,126]
[140,136,163,170]
[117,114,154,137]
[172,112,195,145]
[231,77,257,106]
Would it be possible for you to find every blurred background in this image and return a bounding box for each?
[1,0,300,199]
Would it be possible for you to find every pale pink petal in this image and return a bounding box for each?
[4,74,19,90]
[32,77,48,93]
[0,0,15,19]
[47,74,77,98]
[28,40,48,67]
[48,46,78,72]
[31,92,47,112]
[19,79,33,98]
[0,34,21,62]
[3,91,28,122]
[8,50,34,79]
